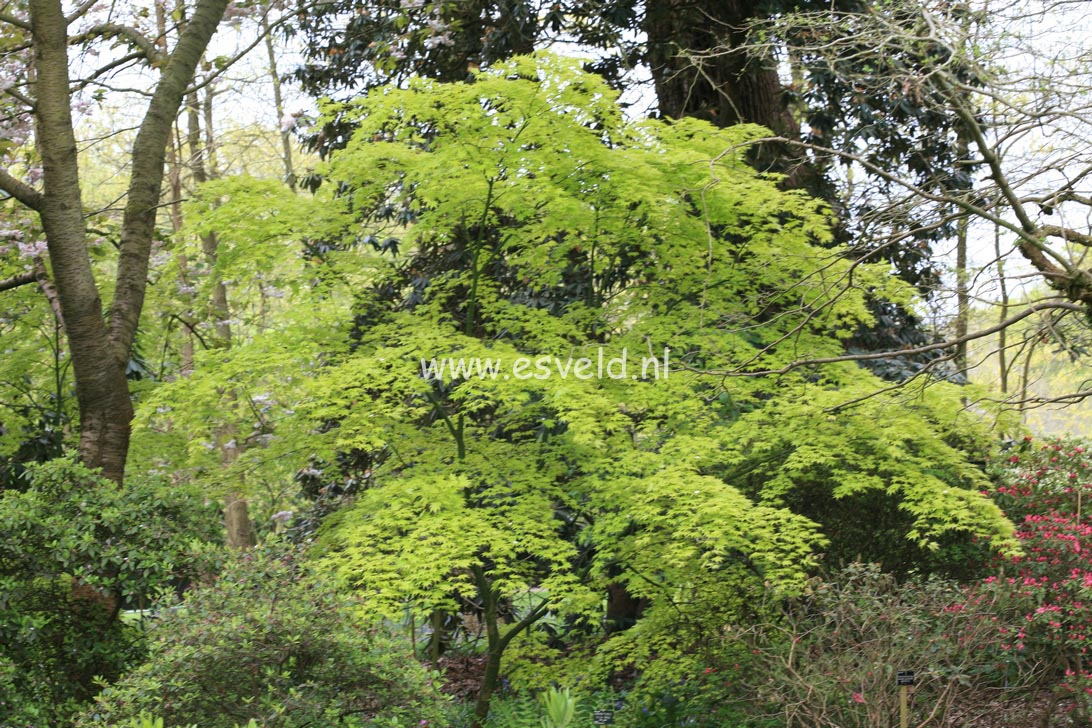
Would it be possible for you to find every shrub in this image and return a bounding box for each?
[110,714,259,728]
[0,653,53,727]
[738,563,1025,728]
[983,437,1092,718]
[105,713,262,728]
[81,545,447,728]
[0,456,221,726]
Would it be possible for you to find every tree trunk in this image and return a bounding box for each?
[954,135,971,378]
[644,0,790,130]
[225,494,257,549]
[30,0,134,483]
[468,566,549,727]
[472,641,503,728]
[471,571,503,728]
[26,0,229,483]
[108,0,231,359]
[185,81,258,546]
[262,12,296,190]
[643,0,822,193]
[955,211,969,377]
[995,218,1009,394]
[187,87,232,345]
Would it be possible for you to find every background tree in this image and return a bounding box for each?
[0,0,232,482]
[289,0,845,194]
[728,0,1092,410]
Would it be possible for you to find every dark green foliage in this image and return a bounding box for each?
[0,457,221,726]
[0,400,67,490]
[81,545,447,728]
[290,0,620,106]
[0,653,55,728]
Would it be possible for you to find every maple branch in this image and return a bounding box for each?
[166,312,210,350]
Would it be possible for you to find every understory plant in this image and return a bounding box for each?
[739,563,1026,728]
[80,545,446,728]
[112,714,260,728]
[0,456,220,726]
[984,437,1092,719]
[539,686,578,728]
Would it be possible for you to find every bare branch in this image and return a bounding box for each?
[740,133,1090,302]
[718,0,1092,330]
[65,0,101,25]
[33,258,64,330]
[1039,225,1092,249]
[73,51,146,91]
[823,351,958,414]
[184,14,275,94]
[5,85,36,109]
[72,23,164,64]
[991,389,1092,409]
[0,167,43,210]
[933,72,1092,295]
[0,269,36,293]
[704,301,1084,378]
[0,11,29,29]
[78,80,156,97]
[0,257,63,331]
[108,0,230,358]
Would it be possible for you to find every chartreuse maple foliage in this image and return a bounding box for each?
[133,54,1016,712]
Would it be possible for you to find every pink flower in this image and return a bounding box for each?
[851,692,865,704]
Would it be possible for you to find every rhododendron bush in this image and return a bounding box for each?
[718,439,1092,728]
[985,437,1092,717]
